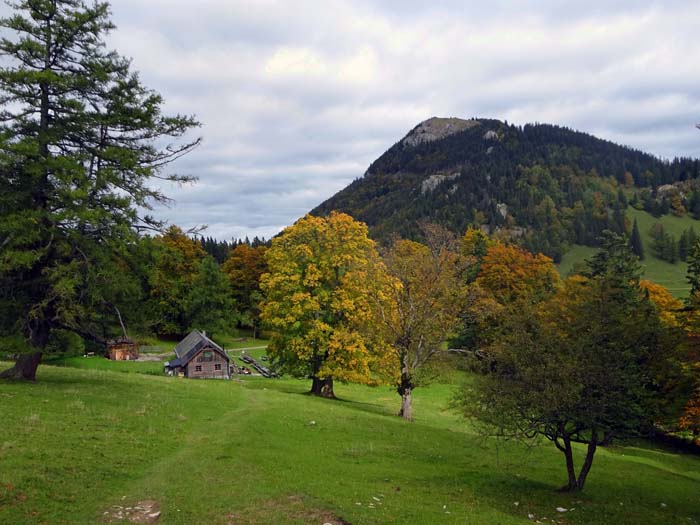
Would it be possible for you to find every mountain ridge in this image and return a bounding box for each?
[312,117,700,260]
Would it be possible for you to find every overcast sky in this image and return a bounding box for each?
[13,1,700,240]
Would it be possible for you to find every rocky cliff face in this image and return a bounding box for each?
[402,117,481,147]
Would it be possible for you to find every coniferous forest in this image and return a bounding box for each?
[314,119,700,261]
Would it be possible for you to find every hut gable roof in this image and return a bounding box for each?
[168,330,228,368]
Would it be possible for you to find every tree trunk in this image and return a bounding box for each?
[399,387,413,421]
[576,431,598,491]
[310,376,335,398]
[556,429,599,492]
[560,433,578,492]
[397,372,414,421]
[0,352,43,381]
[1,316,50,381]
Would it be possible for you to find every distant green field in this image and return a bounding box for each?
[627,207,695,296]
[46,355,167,375]
[557,208,700,297]
[1,362,699,524]
[135,333,269,354]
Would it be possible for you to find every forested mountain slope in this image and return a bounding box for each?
[312,117,699,261]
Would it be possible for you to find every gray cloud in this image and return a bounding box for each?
[2,1,699,240]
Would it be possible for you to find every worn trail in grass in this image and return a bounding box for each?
[1,364,699,524]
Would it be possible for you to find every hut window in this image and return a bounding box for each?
[203,350,213,362]
[215,364,221,371]
[195,365,202,372]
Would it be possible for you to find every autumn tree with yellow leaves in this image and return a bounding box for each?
[260,213,396,398]
[369,227,467,420]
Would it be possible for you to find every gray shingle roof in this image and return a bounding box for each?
[166,330,228,368]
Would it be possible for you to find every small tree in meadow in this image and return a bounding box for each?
[459,232,675,491]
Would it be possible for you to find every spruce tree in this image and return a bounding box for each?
[629,218,645,260]
[0,1,200,379]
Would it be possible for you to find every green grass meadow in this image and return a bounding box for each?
[1,359,699,524]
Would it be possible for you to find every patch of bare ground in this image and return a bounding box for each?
[0,482,27,506]
[103,500,161,523]
[227,494,350,525]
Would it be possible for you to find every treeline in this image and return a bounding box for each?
[630,185,700,219]
[199,235,269,264]
[115,228,268,341]
[313,119,700,261]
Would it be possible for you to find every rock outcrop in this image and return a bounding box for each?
[403,117,480,147]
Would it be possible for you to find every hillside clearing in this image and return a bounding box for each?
[557,207,700,297]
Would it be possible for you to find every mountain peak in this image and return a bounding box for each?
[402,117,482,147]
[313,119,698,259]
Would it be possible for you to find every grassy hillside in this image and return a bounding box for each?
[1,363,699,524]
[557,208,700,297]
[557,245,598,277]
[627,207,697,296]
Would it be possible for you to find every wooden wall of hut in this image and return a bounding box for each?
[106,341,139,361]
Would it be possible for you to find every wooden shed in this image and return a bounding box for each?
[106,337,139,361]
[164,330,231,379]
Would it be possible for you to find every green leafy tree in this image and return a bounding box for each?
[148,227,207,336]
[185,256,238,339]
[0,1,200,379]
[460,232,675,492]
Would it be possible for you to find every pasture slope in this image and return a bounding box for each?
[557,207,700,297]
[1,362,699,524]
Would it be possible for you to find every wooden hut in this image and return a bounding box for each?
[164,330,231,379]
[106,337,139,360]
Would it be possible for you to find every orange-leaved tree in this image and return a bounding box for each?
[451,237,560,352]
[260,212,396,397]
[640,279,684,328]
[475,243,560,305]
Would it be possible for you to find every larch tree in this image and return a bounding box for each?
[451,238,560,352]
[0,0,200,379]
[475,243,560,305]
[260,212,396,398]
